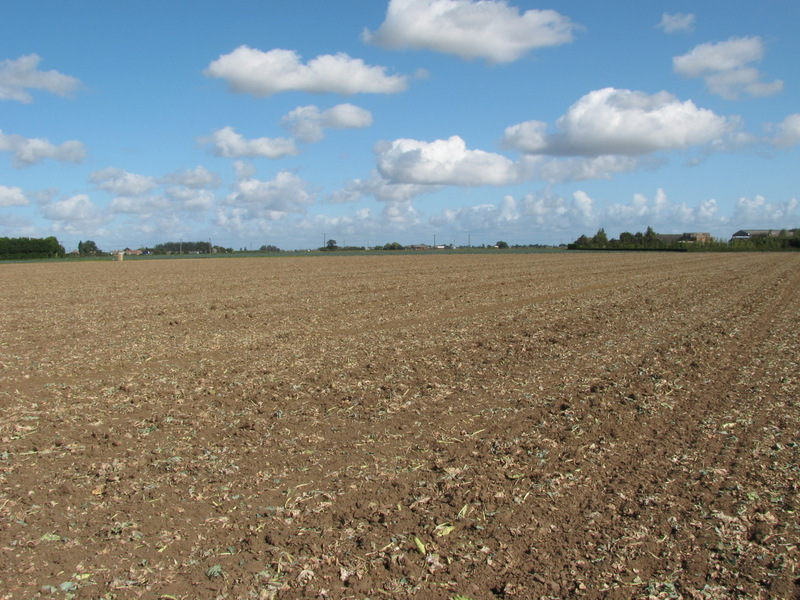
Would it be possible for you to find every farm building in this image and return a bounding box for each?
[656,232,712,244]
[730,229,798,242]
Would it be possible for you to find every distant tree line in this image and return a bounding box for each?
[0,236,65,260]
[319,239,368,251]
[318,239,559,252]
[568,227,675,250]
[569,227,800,252]
[153,241,214,254]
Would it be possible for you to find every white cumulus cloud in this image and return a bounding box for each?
[0,129,86,167]
[0,185,28,207]
[166,187,216,212]
[673,37,783,99]
[205,46,408,97]
[602,188,722,229]
[431,195,519,232]
[768,113,800,148]
[40,194,110,233]
[160,165,221,189]
[502,88,734,157]
[376,135,517,185]
[382,200,422,226]
[90,167,158,197]
[0,54,82,103]
[200,126,298,159]
[232,160,257,180]
[108,195,170,215]
[222,170,316,218]
[364,0,576,63]
[571,190,595,221]
[535,155,643,183]
[657,13,695,34]
[501,120,549,153]
[733,195,798,225]
[331,170,439,204]
[281,103,373,143]
[509,187,724,235]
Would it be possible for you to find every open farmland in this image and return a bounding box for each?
[1,253,799,599]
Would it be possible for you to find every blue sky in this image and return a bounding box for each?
[1,0,798,251]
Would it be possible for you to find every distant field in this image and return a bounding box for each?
[1,253,798,599]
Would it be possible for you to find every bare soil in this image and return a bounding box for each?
[1,253,799,600]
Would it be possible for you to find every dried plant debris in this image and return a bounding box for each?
[1,253,799,598]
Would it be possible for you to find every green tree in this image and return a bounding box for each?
[592,228,608,248]
[643,226,658,248]
[495,241,509,249]
[325,239,338,251]
[574,234,590,248]
[78,240,102,256]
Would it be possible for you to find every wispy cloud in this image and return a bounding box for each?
[766,114,800,148]
[330,170,439,204]
[0,54,82,103]
[657,13,695,34]
[281,104,373,143]
[532,155,644,184]
[0,130,86,167]
[673,37,783,100]
[159,166,221,189]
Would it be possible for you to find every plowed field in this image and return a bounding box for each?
[1,253,799,599]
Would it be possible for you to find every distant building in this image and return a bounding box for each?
[730,229,797,242]
[656,232,712,244]
[686,232,712,243]
[655,234,682,244]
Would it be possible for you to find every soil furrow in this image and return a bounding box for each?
[1,253,798,599]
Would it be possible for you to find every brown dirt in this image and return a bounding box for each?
[1,252,799,600]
